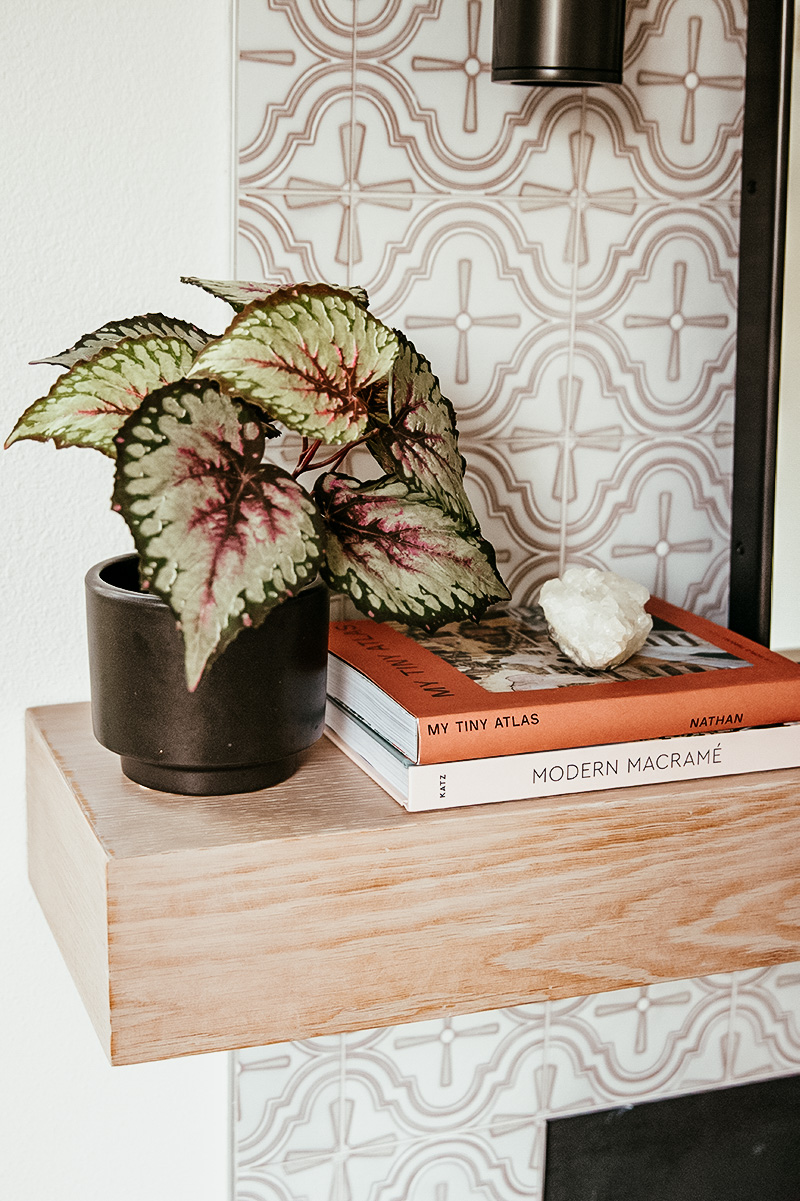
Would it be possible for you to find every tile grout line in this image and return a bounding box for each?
[230,0,240,280]
[347,0,359,287]
[228,1049,238,1201]
[727,969,740,1087]
[537,1001,554,1201]
[558,88,589,573]
[238,185,744,204]
[337,1031,348,1201]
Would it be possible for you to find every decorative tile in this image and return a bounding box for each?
[241,78,356,197]
[354,0,571,195]
[238,0,355,189]
[485,329,641,538]
[544,984,737,1112]
[535,1037,606,1117]
[236,208,301,287]
[353,0,440,61]
[236,1039,340,1148]
[362,1131,539,1201]
[238,0,350,163]
[453,457,559,602]
[464,418,571,549]
[479,1031,549,1189]
[548,978,736,1102]
[681,548,731,624]
[577,207,738,416]
[239,188,358,286]
[236,1152,339,1201]
[342,1009,529,1132]
[232,967,800,1199]
[564,439,731,609]
[362,198,556,418]
[734,965,800,1075]
[613,0,747,199]
[586,980,709,1072]
[238,1058,344,1168]
[235,0,747,607]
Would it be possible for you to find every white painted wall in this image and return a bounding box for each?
[772,14,800,653]
[0,3,233,1197]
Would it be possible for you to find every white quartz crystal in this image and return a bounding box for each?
[538,566,653,669]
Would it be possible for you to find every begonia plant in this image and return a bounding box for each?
[6,278,509,688]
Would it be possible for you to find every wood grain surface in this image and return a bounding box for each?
[26,713,112,1055]
[26,703,800,1065]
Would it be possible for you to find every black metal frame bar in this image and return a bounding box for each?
[729,0,794,643]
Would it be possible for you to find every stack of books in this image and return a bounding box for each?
[325,597,800,811]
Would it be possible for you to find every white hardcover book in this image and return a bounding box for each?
[325,699,800,811]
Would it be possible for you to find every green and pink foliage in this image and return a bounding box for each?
[315,474,508,628]
[7,334,199,456]
[187,285,397,444]
[30,314,209,368]
[6,278,508,687]
[368,334,477,529]
[183,276,369,313]
[113,381,323,690]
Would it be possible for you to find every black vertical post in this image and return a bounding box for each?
[729,0,793,643]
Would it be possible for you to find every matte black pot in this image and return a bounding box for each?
[85,554,329,795]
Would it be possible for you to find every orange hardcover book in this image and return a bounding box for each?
[327,599,800,765]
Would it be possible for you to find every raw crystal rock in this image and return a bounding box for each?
[538,566,653,670]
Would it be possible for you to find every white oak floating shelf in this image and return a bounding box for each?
[27,702,800,1067]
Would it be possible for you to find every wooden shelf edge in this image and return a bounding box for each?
[26,711,112,1059]
[26,703,800,1065]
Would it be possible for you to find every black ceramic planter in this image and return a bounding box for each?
[85,554,329,795]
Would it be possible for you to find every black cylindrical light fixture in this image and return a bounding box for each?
[492,0,627,85]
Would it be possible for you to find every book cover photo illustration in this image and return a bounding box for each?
[393,605,749,692]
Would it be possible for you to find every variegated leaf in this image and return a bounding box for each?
[182,275,369,312]
[6,335,198,456]
[315,473,509,628]
[113,380,323,689]
[31,314,209,368]
[188,284,397,444]
[369,335,477,528]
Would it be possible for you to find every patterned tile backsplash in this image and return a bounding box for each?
[232,965,800,1200]
[230,4,797,1198]
[236,0,746,620]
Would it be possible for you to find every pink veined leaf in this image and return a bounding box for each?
[113,380,324,689]
[30,314,209,369]
[368,333,478,529]
[315,473,509,628]
[5,335,199,457]
[182,276,369,312]
[187,283,397,445]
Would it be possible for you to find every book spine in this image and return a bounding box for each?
[328,617,800,765]
[404,726,800,810]
[414,677,800,763]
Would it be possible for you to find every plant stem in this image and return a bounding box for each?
[292,437,322,478]
[294,430,374,478]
